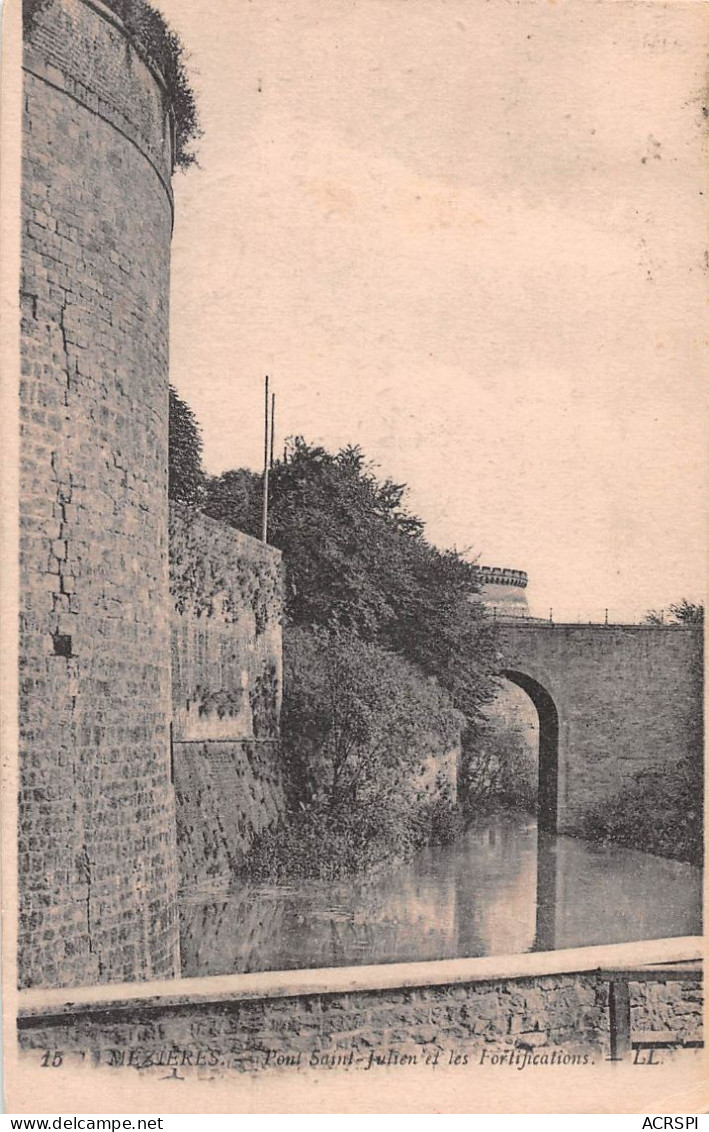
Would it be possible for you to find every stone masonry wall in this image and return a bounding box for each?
[174,738,285,895]
[17,974,702,1072]
[19,0,180,987]
[169,506,285,893]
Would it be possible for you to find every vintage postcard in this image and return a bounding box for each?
[1,0,707,1115]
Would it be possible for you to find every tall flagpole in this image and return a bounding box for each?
[270,392,276,469]
[261,375,270,542]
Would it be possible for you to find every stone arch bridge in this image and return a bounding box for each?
[494,623,703,834]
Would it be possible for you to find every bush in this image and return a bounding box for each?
[281,626,462,808]
[582,754,703,865]
[246,781,462,884]
[242,627,464,880]
[246,800,418,883]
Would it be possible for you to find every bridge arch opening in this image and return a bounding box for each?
[499,669,559,834]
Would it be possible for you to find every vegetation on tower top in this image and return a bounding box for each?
[23,0,201,171]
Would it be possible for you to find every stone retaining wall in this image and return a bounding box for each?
[17,972,702,1074]
[174,739,285,894]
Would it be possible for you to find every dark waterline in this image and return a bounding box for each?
[179,812,702,977]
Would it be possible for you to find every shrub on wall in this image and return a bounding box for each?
[243,626,463,880]
[23,0,201,170]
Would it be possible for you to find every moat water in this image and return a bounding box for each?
[179,812,702,977]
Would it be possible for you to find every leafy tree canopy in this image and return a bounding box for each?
[644,599,704,626]
[203,437,499,728]
[168,386,205,506]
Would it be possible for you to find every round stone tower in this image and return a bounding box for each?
[474,566,532,620]
[19,0,180,986]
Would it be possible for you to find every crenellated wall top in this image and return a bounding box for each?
[476,566,529,590]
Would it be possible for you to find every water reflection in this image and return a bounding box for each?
[179,813,702,977]
[537,829,702,951]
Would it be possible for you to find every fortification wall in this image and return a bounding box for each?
[169,507,285,893]
[19,0,179,987]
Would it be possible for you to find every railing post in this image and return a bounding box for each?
[608,979,631,1060]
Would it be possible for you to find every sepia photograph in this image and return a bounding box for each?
[1,0,706,1114]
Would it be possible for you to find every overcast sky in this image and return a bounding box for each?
[164,0,707,620]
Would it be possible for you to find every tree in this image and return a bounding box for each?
[203,437,499,730]
[644,599,704,626]
[204,439,424,634]
[168,385,205,506]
